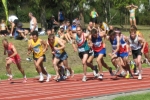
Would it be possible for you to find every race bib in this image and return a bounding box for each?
[78,48,85,52]
[94,42,101,47]
[33,47,40,53]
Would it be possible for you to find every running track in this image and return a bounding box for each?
[0,68,150,100]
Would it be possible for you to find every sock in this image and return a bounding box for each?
[24,75,26,78]
[39,72,43,77]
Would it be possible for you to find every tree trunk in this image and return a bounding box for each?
[40,6,47,30]
[79,9,85,29]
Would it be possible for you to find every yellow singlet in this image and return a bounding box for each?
[53,37,64,54]
[31,38,44,58]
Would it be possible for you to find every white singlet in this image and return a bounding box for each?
[129,35,141,50]
[30,18,38,31]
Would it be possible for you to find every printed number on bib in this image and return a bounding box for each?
[33,47,40,53]
[78,48,85,52]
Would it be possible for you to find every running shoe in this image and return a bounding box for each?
[66,69,70,77]
[125,73,130,79]
[134,70,139,76]
[138,74,142,80]
[82,76,87,82]
[109,67,114,76]
[26,58,32,61]
[8,75,13,81]
[114,66,120,75]
[23,78,27,83]
[145,58,150,66]
[98,74,103,80]
[46,74,51,82]
[39,75,44,82]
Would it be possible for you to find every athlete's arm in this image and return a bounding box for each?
[96,12,99,17]
[138,37,146,53]
[55,39,65,50]
[10,22,15,35]
[87,35,93,48]
[99,31,106,37]
[41,40,47,53]
[112,36,120,55]
[132,4,138,9]
[9,45,17,58]
[4,48,6,55]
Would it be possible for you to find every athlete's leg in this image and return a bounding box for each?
[133,18,137,27]
[53,57,61,79]
[6,59,13,80]
[82,54,89,76]
[63,59,74,77]
[129,18,133,26]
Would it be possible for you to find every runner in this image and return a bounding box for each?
[72,26,99,81]
[126,28,146,79]
[47,34,74,81]
[28,31,51,82]
[107,30,125,76]
[2,38,27,82]
[28,12,38,32]
[8,15,19,37]
[113,28,133,78]
[131,25,150,66]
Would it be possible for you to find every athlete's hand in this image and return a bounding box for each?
[73,48,77,52]
[52,51,55,54]
[6,57,10,60]
[54,47,59,50]
[141,49,144,53]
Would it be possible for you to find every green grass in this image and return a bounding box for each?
[113,92,150,100]
[0,25,150,80]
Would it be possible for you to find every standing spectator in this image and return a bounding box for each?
[90,8,99,26]
[126,4,138,27]
[8,15,19,37]
[28,12,38,32]
[58,9,65,24]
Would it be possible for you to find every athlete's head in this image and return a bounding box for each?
[109,25,114,31]
[109,30,116,40]
[31,31,39,42]
[2,38,9,48]
[28,12,33,18]
[89,22,93,27]
[130,28,136,39]
[130,25,137,31]
[91,28,98,38]
[114,27,121,35]
[47,29,52,36]
[60,26,64,32]
[48,34,55,43]
[76,26,82,35]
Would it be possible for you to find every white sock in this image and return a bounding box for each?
[40,72,43,77]
[24,75,26,78]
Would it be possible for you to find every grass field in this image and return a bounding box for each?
[113,92,150,100]
[0,25,150,80]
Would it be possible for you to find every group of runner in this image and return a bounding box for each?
[2,10,150,83]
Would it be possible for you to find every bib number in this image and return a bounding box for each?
[78,48,85,52]
[33,47,40,53]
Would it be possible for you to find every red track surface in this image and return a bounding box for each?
[0,68,150,100]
